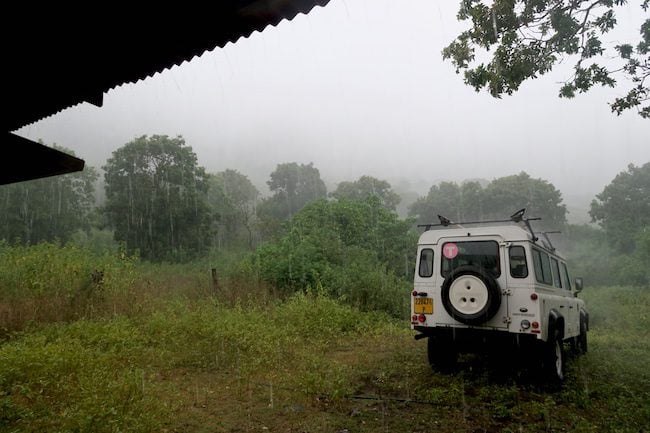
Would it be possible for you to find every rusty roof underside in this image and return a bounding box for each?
[3,0,329,185]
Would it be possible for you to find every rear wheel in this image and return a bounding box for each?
[427,336,457,373]
[543,328,565,383]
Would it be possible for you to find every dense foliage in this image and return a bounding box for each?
[568,226,649,286]
[0,146,98,244]
[560,162,650,286]
[2,135,646,297]
[103,135,212,261]
[331,175,401,211]
[255,198,417,316]
[590,162,650,252]
[444,0,650,118]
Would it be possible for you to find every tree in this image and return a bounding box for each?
[257,162,327,238]
[0,145,98,244]
[408,181,484,225]
[103,135,212,261]
[590,162,650,252]
[481,172,567,228]
[443,0,650,118]
[409,173,566,228]
[266,162,327,218]
[207,169,259,249]
[331,175,401,211]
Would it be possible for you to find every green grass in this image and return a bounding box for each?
[0,294,400,432]
[2,286,649,432]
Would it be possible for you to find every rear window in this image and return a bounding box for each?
[509,245,528,278]
[441,241,500,278]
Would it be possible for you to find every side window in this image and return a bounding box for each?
[539,251,553,285]
[532,248,553,285]
[532,249,544,283]
[509,245,528,278]
[550,257,562,288]
[561,262,572,290]
[418,248,434,278]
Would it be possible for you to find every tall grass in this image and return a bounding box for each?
[1,242,408,334]
[0,241,137,299]
[0,243,271,335]
[0,242,138,334]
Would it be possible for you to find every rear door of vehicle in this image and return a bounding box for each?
[438,236,509,329]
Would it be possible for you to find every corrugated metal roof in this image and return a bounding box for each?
[3,0,330,185]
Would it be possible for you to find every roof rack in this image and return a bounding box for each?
[417,208,541,242]
[536,230,561,251]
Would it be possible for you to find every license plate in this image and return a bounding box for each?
[414,298,433,314]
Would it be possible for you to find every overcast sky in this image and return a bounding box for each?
[16,0,649,212]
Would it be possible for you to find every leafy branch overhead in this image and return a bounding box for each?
[443,0,650,118]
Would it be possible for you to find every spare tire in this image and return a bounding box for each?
[441,265,502,325]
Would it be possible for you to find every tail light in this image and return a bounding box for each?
[531,321,540,333]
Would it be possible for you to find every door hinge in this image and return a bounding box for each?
[502,289,512,296]
[503,316,512,325]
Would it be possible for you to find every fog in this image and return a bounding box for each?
[15,0,648,220]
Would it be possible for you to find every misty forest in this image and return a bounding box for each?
[2,1,650,433]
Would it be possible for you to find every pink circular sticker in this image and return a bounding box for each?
[443,243,459,259]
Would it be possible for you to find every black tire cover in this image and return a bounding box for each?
[440,264,502,325]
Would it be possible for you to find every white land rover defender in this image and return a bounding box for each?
[411,210,588,381]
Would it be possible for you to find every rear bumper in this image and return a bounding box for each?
[413,325,539,352]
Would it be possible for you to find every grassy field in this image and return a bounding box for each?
[1,284,649,433]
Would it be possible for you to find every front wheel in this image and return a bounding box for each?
[577,321,588,354]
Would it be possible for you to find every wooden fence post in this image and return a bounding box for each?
[211,268,220,295]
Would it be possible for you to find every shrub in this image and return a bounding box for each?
[253,198,416,316]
